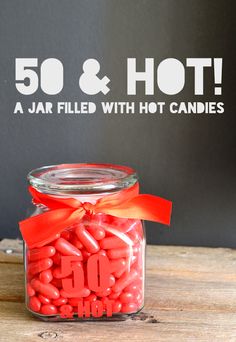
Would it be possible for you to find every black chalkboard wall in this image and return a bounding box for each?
[0,0,235,247]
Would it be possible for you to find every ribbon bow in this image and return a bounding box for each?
[19,184,172,248]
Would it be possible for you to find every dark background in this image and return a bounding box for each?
[0,0,235,246]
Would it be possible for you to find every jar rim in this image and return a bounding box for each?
[27,163,138,195]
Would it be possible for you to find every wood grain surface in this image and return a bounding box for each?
[0,239,236,342]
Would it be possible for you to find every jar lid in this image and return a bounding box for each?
[28,163,138,195]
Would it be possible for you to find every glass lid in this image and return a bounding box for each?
[28,163,138,195]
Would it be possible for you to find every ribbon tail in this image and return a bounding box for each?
[98,194,172,226]
[19,207,85,248]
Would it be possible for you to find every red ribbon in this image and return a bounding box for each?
[19,184,172,248]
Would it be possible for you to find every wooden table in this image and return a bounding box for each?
[1,239,236,342]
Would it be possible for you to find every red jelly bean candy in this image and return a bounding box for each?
[86,225,105,241]
[41,304,58,315]
[28,258,53,275]
[95,287,111,297]
[107,247,132,259]
[119,292,134,304]
[29,296,41,312]
[38,294,51,305]
[113,300,122,313]
[52,297,68,306]
[101,297,109,305]
[114,256,138,278]
[54,238,82,258]
[31,279,60,299]
[121,303,138,313]
[51,278,62,288]
[75,224,100,254]
[81,249,91,261]
[68,297,83,306]
[109,291,121,300]
[110,258,127,273]
[135,292,143,305]
[51,252,62,265]
[124,282,140,294]
[60,287,91,298]
[113,267,127,278]
[69,235,83,249]
[100,236,129,249]
[98,249,107,257]
[85,294,97,302]
[110,218,131,233]
[28,246,56,262]
[39,269,53,284]
[108,274,116,287]
[27,283,35,297]
[112,269,138,293]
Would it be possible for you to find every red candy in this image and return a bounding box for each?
[124,282,140,294]
[81,249,91,261]
[121,303,138,313]
[109,291,121,299]
[28,258,53,275]
[98,250,107,257]
[70,235,83,249]
[75,224,100,254]
[119,292,134,304]
[86,225,105,241]
[100,236,129,249]
[28,296,41,312]
[38,294,51,304]
[51,252,62,265]
[95,287,111,297]
[51,278,62,288]
[27,283,35,297]
[68,297,83,306]
[41,304,58,315]
[54,238,82,258]
[113,300,122,313]
[110,258,127,273]
[39,269,53,283]
[108,274,116,287]
[31,279,60,299]
[86,294,97,302]
[112,269,138,293]
[107,247,133,259]
[28,246,56,261]
[25,215,144,318]
[52,297,68,306]
[60,287,91,298]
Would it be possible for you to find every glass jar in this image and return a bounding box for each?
[24,164,145,321]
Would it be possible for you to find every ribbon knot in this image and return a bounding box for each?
[19,184,172,248]
[82,202,95,215]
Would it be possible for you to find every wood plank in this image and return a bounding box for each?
[0,239,23,264]
[1,241,236,341]
[1,301,236,342]
[0,263,24,302]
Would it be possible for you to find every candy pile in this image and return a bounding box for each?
[26,214,144,318]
